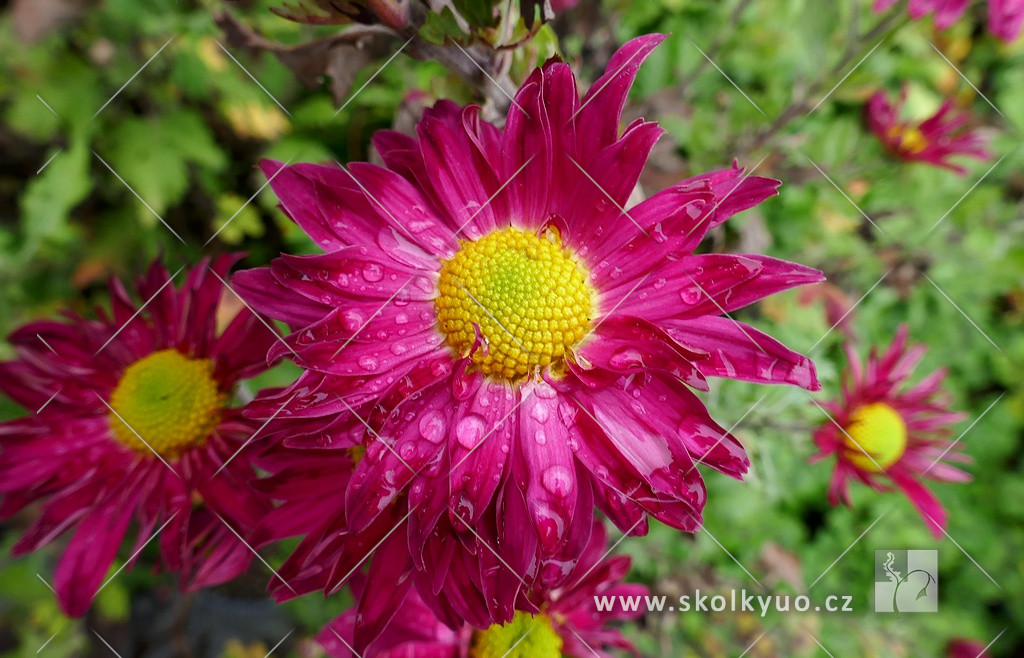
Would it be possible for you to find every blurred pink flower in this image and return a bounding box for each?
[946,638,992,658]
[873,0,1024,42]
[811,325,970,538]
[0,256,277,616]
[866,86,990,175]
[988,0,1024,41]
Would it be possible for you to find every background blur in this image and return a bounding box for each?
[1,0,1022,656]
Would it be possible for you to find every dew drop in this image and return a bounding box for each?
[680,287,701,304]
[455,414,487,450]
[530,402,550,423]
[541,465,573,497]
[418,411,447,444]
[342,309,365,331]
[363,263,384,282]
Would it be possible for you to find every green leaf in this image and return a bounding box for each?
[212,193,265,245]
[102,110,226,222]
[19,138,91,255]
[420,8,469,45]
[454,0,495,28]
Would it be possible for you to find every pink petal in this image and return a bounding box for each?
[54,489,139,616]
[661,315,820,390]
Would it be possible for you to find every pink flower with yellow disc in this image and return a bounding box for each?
[0,256,277,615]
[866,86,990,174]
[235,33,823,641]
[811,325,970,537]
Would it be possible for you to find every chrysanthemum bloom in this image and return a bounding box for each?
[866,87,990,174]
[873,0,1024,42]
[318,521,646,658]
[0,256,276,616]
[811,325,969,537]
[237,31,821,624]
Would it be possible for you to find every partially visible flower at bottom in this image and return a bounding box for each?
[0,255,277,615]
[318,521,646,658]
[865,86,990,174]
[946,637,992,658]
[811,325,970,537]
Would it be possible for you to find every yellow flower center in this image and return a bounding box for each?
[435,227,594,381]
[471,612,563,658]
[887,125,928,154]
[108,349,224,458]
[843,402,908,472]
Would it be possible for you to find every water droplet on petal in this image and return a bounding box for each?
[363,263,384,282]
[342,309,365,331]
[530,402,550,423]
[541,465,573,497]
[534,382,557,399]
[395,313,409,325]
[455,414,486,450]
[358,355,379,370]
[418,411,447,443]
[680,287,701,304]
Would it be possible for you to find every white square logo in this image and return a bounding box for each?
[874,549,938,612]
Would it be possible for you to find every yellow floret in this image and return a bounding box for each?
[435,227,594,381]
[843,402,908,472]
[108,349,224,458]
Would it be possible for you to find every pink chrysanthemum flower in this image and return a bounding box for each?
[873,0,1024,42]
[866,86,990,174]
[236,31,820,626]
[0,256,276,616]
[318,521,646,658]
[811,325,970,538]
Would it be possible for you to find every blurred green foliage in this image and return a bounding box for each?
[1,0,1022,656]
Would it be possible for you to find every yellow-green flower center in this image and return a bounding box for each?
[108,349,224,457]
[435,227,594,381]
[887,124,928,154]
[843,402,908,472]
[471,611,563,658]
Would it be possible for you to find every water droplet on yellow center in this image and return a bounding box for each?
[108,349,224,458]
[843,402,908,472]
[435,227,594,381]
[471,611,563,658]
